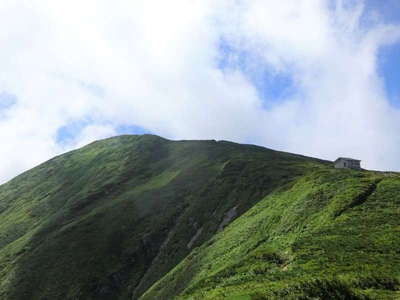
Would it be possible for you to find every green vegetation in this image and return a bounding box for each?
[142,169,400,300]
[0,134,398,299]
[0,134,323,299]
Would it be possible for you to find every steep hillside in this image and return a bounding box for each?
[0,134,323,300]
[141,169,400,300]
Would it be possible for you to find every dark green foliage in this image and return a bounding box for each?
[0,135,320,300]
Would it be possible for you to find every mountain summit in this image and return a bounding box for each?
[0,135,398,299]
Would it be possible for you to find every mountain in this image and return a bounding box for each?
[0,134,398,300]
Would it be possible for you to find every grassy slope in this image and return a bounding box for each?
[141,169,400,300]
[0,134,321,300]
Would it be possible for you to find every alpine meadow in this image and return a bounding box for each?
[0,135,398,299]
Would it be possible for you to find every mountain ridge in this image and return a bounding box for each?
[0,134,398,300]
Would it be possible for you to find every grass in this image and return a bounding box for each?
[2,134,397,299]
[141,168,400,300]
[0,134,322,300]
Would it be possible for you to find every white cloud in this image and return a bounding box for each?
[0,0,399,183]
[70,124,117,149]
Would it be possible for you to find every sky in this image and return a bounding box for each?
[0,0,399,183]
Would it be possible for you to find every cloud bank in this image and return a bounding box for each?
[0,0,399,183]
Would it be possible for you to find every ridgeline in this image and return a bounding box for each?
[0,135,398,299]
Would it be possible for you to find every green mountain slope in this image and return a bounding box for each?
[0,135,323,300]
[141,169,400,300]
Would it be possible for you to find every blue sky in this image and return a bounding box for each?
[0,0,400,182]
[379,42,400,107]
[0,92,17,110]
[214,0,400,111]
[104,0,399,142]
[215,34,400,112]
[217,39,298,110]
[55,0,400,145]
[368,0,400,107]
[366,0,400,23]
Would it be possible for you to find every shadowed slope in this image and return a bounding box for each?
[0,134,322,300]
